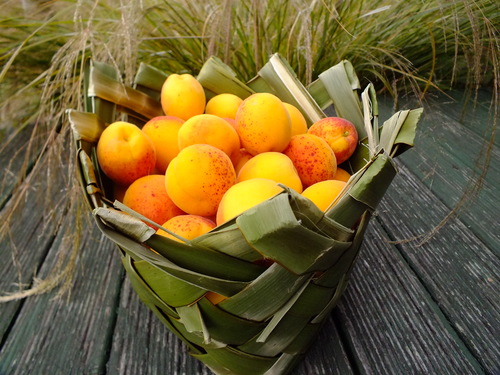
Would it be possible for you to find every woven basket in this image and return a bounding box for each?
[69,55,422,375]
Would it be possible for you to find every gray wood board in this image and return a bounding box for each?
[376,163,499,374]
[0,221,124,375]
[380,93,499,252]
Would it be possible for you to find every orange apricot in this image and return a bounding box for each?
[178,114,240,158]
[97,121,156,186]
[166,144,236,217]
[283,102,308,136]
[123,174,185,226]
[333,167,351,182]
[157,214,216,242]
[142,115,184,174]
[160,73,206,120]
[231,148,253,175]
[235,93,292,155]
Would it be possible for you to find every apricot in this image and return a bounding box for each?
[113,182,128,202]
[333,167,351,182]
[123,175,185,226]
[178,114,240,158]
[160,73,206,120]
[205,93,243,119]
[224,117,237,130]
[157,214,216,242]
[205,291,228,305]
[301,180,347,212]
[166,144,236,217]
[231,148,253,174]
[283,102,308,136]
[142,115,184,174]
[216,178,284,225]
[237,152,303,193]
[308,117,358,164]
[235,93,292,155]
[283,134,337,188]
[96,121,156,186]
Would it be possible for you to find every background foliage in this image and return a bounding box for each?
[0,0,498,298]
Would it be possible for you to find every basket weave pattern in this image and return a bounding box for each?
[71,56,418,375]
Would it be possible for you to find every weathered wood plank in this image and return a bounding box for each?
[0,155,68,341]
[424,89,497,146]
[0,219,124,375]
[379,94,499,252]
[376,163,500,374]
[335,218,486,375]
[292,315,354,375]
[0,125,44,209]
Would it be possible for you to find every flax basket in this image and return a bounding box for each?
[69,54,422,375]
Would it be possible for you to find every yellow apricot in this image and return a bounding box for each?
[205,93,243,119]
[216,178,284,225]
[157,214,216,242]
[237,152,303,193]
[160,74,206,120]
[235,93,292,155]
[283,134,337,188]
[283,102,308,136]
[166,144,236,217]
[178,114,240,158]
[142,115,184,174]
[301,180,347,212]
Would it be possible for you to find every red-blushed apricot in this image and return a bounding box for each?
[123,174,185,226]
[283,134,337,188]
[308,117,358,164]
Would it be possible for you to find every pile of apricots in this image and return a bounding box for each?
[96,73,359,242]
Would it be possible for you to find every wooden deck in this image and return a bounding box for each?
[0,89,498,375]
